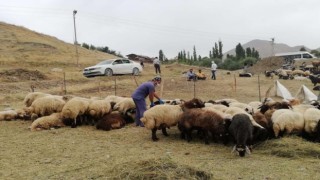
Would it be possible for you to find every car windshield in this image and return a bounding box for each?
[96,60,113,65]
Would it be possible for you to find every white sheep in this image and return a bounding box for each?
[0,110,18,121]
[224,106,264,129]
[23,95,66,120]
[271,109,304,137]
[303,108,320,138]
[205,104,229,112]
[104,95,127,108]
[112,98,136,114]
[23,92,51,107]
[30,113,65,131]
[248,101,262,113]
[141,104,183,136]
[202,106,230,119]
[88,99,112,119]
[229,102,254,114]
[292,104,315,114]
[140,98,205,141]
[61,97,91,128]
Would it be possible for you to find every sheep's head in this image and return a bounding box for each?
[232,145,251,157]
[183,98,205,109]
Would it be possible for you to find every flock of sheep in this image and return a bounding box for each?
[1,92,320,157]
[0,92,137,131]
[265,68,311,80]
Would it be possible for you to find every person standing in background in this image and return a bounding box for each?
[153,57,161,74]
[211,61,217,80]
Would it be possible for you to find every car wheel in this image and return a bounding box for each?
[132,68,139,75]
[105,68,113,76]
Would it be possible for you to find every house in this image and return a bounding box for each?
[127,54,153,63]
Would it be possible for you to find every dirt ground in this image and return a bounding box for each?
[1,61,320,179]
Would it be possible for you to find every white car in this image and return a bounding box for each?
[83,58,143,77]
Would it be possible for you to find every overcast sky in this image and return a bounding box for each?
[1,0,320,58]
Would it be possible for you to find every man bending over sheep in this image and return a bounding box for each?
[131,76,164,127]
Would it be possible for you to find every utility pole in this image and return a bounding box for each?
[271,38,275,56]
[270,37,275,69]
[73,10,79,67]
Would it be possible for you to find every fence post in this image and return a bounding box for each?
[234,74,237,94]
[98,78,101,98]
[193,78,196,98]
[63,72,66,95]
[258,75,261,102]
[114,76,117,96]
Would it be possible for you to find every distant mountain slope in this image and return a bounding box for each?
[224,39,312,58]
[0,21,117,67]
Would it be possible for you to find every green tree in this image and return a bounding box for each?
[218,40,223,59]
[159,50,164,61]
[300,47,306,51]
[90,44,96,50]
[235,43,245,60]
[311,50,320,57]
[82,43,89,49]
[246,47,252,57]
[193,46,197,61]
[215,43,219,59]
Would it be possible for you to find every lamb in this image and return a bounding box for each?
[140,98,205,141]
[303,108,320,142]
[29,113,65,131]
[23,92,51,107]
[0,110,18,121]
[178,108,231,144]
[228,113,253,157]
[23,95,66,120]
[271,109,304,137]
[61,97,91,128]
[96,112,127,131]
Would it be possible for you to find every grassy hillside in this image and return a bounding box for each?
[0,21,117,70]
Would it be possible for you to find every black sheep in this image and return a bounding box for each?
[309,75,320,86]
[228,113,253,157]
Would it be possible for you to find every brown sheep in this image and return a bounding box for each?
[96,112,126,131]
[178,109,231,144]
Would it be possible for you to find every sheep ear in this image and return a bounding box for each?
[245,146,251,155]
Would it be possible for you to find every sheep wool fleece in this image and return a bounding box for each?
[132,81,155,126]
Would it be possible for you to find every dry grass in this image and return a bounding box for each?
[1,21,320,179]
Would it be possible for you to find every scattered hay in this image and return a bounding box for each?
[256,136,320,159]
[107,157,212,179]
[0,68,48,81]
